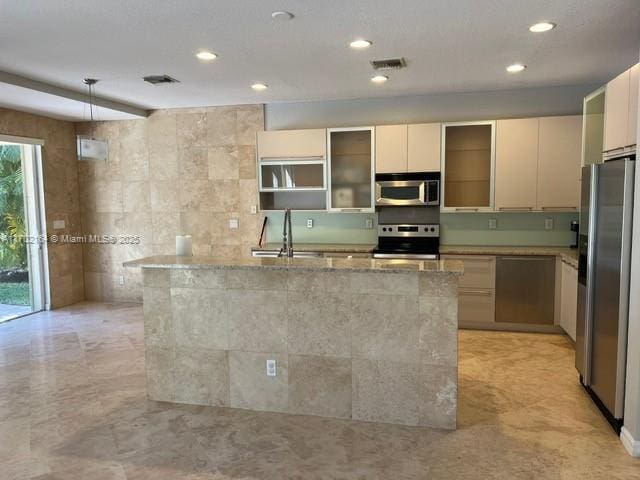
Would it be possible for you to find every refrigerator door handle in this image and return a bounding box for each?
[579,164,598,386]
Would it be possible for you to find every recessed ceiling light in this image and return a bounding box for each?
[370,75,388,84]
[529,22,556,33]
[196,51,217,61]
[251,83,268,91]
[506,63,526,73]
[272,11,294,21]
[350,39,372,49]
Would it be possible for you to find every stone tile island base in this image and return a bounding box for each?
[133,256,461,429]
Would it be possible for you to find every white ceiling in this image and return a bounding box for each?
[0,0,639,121]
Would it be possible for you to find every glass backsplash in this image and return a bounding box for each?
[264,211,579,246]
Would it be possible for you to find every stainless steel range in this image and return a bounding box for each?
[372,224,440,260]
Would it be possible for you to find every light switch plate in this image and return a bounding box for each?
[53,219,65,230]
[229,218,239,229]
[365,218,373,229]
[488,218,497,230]
[250,205,257,214]
[307,219,313,228]
[544,218,554,230]
[118,275,124,286]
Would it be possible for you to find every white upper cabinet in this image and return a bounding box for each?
[441,121,495,211]
[257,129,326,159]
[537,116,582,211]
[375,125,407,173]
[603,64,639,153]
[495,118,539,210]
[374,123,441,173]
[627,63,639,148]
[408,123,441,172]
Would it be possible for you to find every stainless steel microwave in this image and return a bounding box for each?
[375,172,440,207]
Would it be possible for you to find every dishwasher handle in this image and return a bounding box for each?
[499,256,551,261]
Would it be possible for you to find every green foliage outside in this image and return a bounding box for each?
[0,282,29,305]
[0,145,27,269]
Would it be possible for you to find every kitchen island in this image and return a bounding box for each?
[125,255,463,429]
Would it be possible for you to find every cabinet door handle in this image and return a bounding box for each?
[603,147,625,154]
[260,156,325,161]
[498,207,533,211]
[541,206,577,211]
[501,256,548,261]
[459,288,493,296]
[454,208,479,212]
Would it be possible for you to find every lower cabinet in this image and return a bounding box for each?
[560,260,578,341]
[441,255,496,327]
[495,256,556,325]
[444,253,562,331]
[458,288,495,325]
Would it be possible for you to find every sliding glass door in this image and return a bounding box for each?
[0,141,47,322]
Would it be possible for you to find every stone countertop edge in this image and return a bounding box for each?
[252,243,377,253]
[439,245,579,268]
[123,255,464,275]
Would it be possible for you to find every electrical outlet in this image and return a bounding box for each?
[307,218,313,228]
[365,218,373,229]
[229,218,239,229]
[53,219,65,230]
[250,205,257,215]
[545,218,554,230]
[266,359,277,377]
[488,218,497,230]
[118,275,124,286]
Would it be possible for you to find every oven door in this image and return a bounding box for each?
[375,180,426,206]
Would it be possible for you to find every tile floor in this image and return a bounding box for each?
[0,302,638,479]
[0,303,31,323]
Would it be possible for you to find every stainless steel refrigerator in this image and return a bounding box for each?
[576,155,635,432]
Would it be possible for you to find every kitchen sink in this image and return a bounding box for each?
[251,250,324,258]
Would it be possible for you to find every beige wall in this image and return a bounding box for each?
[0,107,84,308]
[76,105,265,302]
[622,50,640,456]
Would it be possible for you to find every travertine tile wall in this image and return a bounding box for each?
[0,107,84,307]
[76,105,265,302]
[143,267,459,429]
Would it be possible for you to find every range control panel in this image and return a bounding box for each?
[377,224,440,238]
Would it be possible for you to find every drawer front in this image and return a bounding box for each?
[458,288,495,324]
[442,255,496,289]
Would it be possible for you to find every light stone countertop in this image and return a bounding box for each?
[439,245,579,268]
[124,255,463,275]
[252,243,376,253]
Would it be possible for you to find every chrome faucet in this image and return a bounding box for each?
[279,208,293,257]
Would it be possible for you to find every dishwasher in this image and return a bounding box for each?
[495,256,556,325]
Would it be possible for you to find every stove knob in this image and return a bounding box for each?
[424,228,428,232]
[430,227,435,232]
[382,227,387,232]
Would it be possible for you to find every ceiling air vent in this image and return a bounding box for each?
[370,57,407,71]
[143,75,180,85]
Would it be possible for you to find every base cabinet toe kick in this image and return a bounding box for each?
[131,255,463,429]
